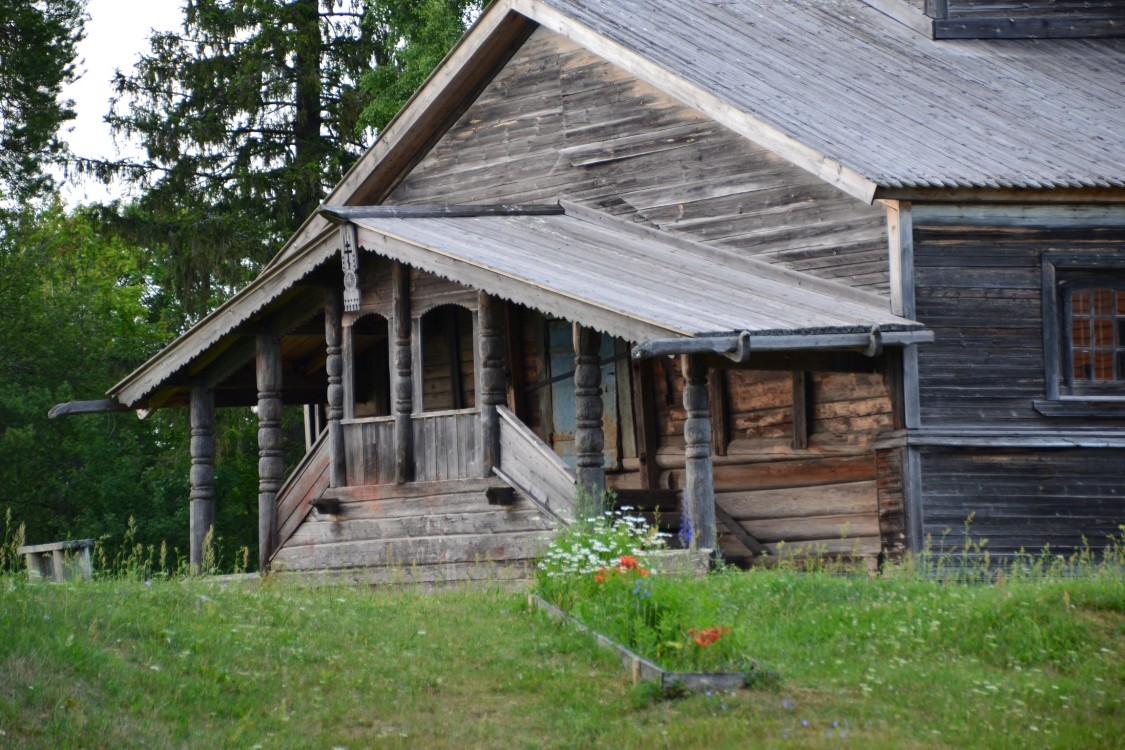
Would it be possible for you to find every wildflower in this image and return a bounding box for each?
[688,626,731,647]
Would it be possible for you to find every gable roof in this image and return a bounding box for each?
[527,0,1125,195]
[274,0,1125,267]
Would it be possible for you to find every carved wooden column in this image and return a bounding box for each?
[391,262,414,483]
[682,353,716,549]
[573,324,606,510]
[479,292,506,477]
[189,385,215,574]
[256,334,283,572]
[325,288,346,488]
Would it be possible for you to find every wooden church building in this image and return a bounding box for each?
[54,0,1125,579]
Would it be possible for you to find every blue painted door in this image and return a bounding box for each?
[547,320,619,469]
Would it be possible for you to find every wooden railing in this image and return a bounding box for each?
[494,405,576,525]
[341,416,395,486]
[274,429,331,551]
[413,408,480,482]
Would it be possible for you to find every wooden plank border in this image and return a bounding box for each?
[529,595,753,691]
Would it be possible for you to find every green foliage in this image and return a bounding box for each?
[357,0,481,132]
[1,572,1122,748]
[0,0,85,204]
[100,0,476,315]
[0,204,278,568]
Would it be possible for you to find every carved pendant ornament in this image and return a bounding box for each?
[341,226,362,312]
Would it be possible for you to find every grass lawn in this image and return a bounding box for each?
[1,567,1122,749]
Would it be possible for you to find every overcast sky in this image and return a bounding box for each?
[59,0,184,205]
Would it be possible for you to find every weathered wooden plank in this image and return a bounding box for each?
[718,480,878,521]
[666,455,876,492]
[272,530,551,571]
[288,507,554,546]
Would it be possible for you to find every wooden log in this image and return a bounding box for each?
[325,288,347,489]
[189,386,215,574]
[257,334,283,572]
[631,360,661,490]
[392,262,414,483]
[682,354,716,549]
[272,529,550,571]
[573,324,606,507]
[478,292,506,476]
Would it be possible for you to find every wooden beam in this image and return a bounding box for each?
[325,289,347,490]
[320,204,563,222]
[681,353,716,550]
[479,292,507,477]
[392,262,414,483]
[48,399,130,418]
[792,371,811,450]
[707,369,729,457]
[632,360,661,491]
[574,324,606,507]
[189,386,215,574]
[714,503,768,557]
[256,334,283,573]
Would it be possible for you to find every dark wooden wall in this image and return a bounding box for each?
[390,27,890,293]
[911,205,1125,556]
[913,218,1125,428]
[919,448,1125,557]
[945,1,1125,19]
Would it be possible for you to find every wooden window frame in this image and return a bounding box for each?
[1036,253,1125,417]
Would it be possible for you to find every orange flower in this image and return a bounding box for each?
[618,555,639,570]
[688,626,731,647]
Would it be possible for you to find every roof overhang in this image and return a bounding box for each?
[81,202,929,416]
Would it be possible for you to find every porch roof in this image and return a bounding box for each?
[102,202,927,411]
[346,201,926,345]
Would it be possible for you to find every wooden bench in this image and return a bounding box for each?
[17,539,94,582]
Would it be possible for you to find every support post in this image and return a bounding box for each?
[325,288,347,488]
[392,262,414,483]
[573,324,606,510]
[682,354,716,550]
[256,334,283,573]
[479,292,506,477]
[189,386,215,574]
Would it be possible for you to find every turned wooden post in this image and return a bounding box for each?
[573,324,606,511]
[256,334,283,572]
[479,292,506,477]
[189,386,215,574]
[391,262,414,483]
[325,288,347,488]
[682,354,716,549]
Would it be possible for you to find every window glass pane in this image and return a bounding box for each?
[1072,289,1091,314]
[1116,289,1125,315]
[1072,349,1091,381]
[1094,352,1114,381]
[1072,318,1091,347]
[1094,318,1114,346]
[1094,288,1115,316]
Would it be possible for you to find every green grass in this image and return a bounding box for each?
[1,565,1122,749]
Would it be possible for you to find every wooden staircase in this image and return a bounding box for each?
[270,477,557,583]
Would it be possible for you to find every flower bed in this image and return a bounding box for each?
[534,508,769,690]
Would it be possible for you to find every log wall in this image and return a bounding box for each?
[911,204,1125,556]
[390,27,890,293]
[919,448,1125,557]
